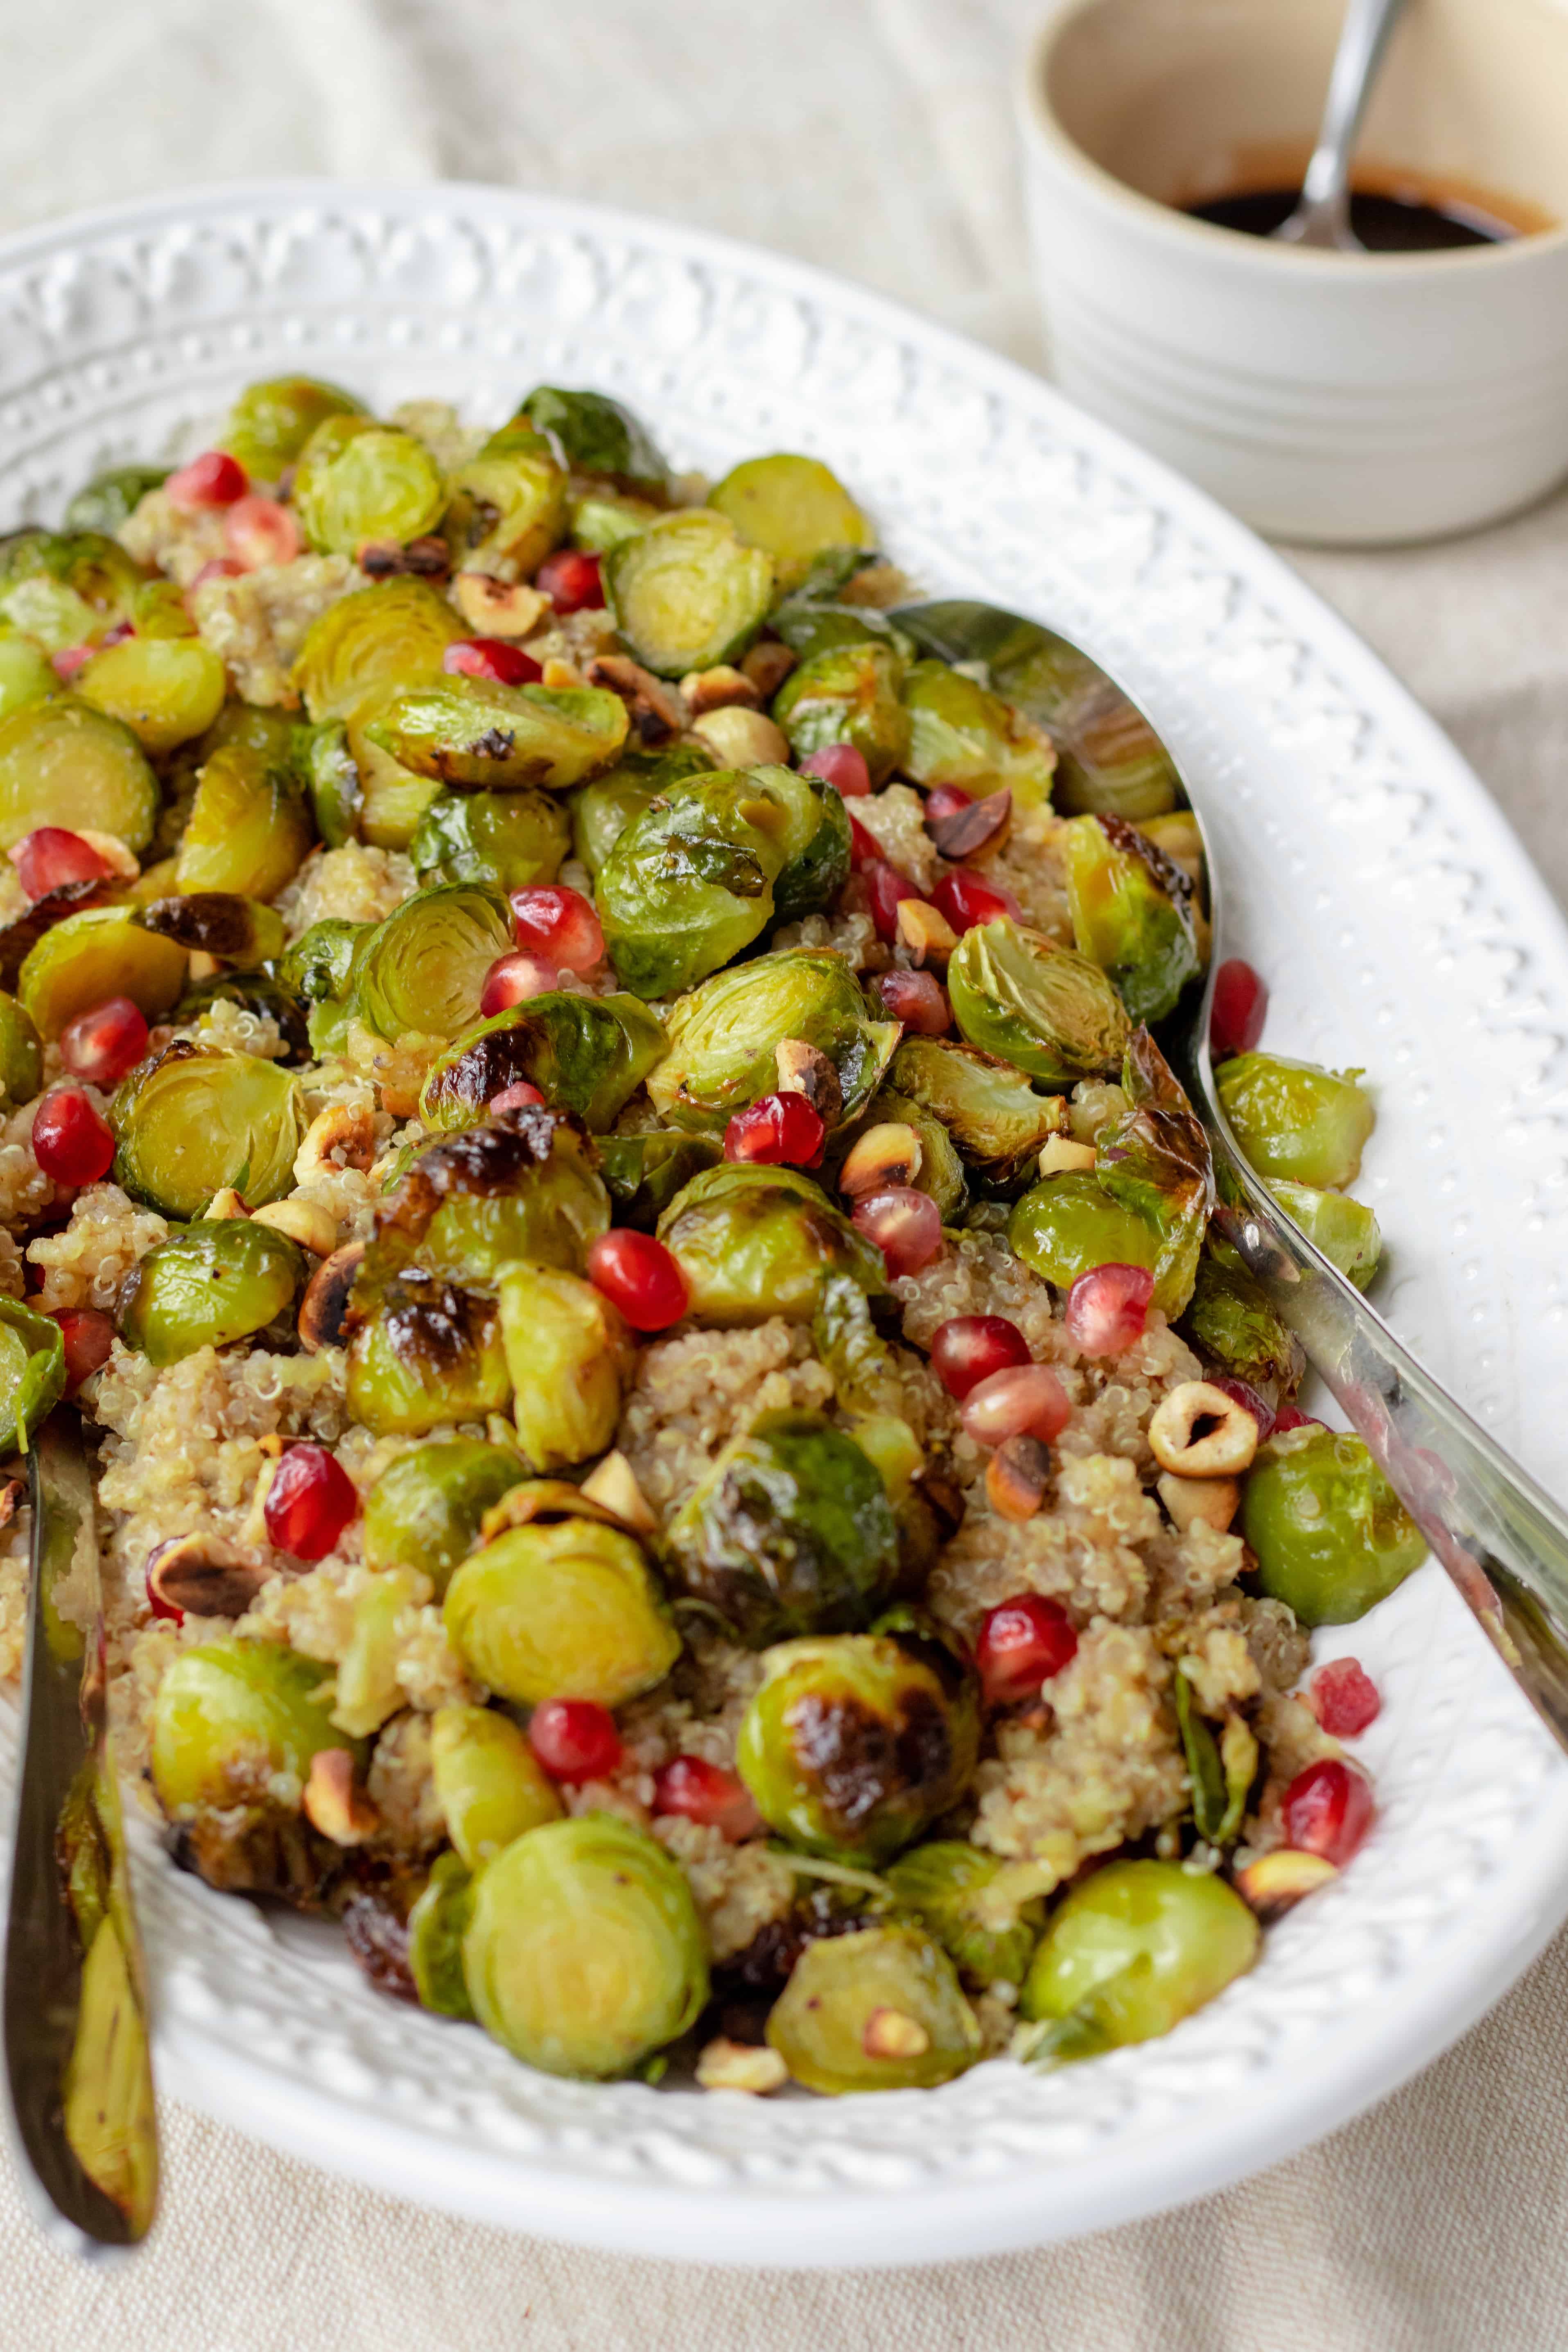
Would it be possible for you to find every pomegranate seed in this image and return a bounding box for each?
[536,549,604,612]
[224,494,303,569]
[479,950,560,1017]
[50,1308,114,1396]
[1308,1658,1381,1738]
[1063,1263,1155,1356]
[1272,1403,1322,1435]
[529,1697,621,1781]
[489,1080,545,1114]
[1210,958,1268,1059]
[723,1090,826,1169]
[801,744,871,798]
[975,1595,1078,1708]
[188,557,245,592]
[11,827,111,900]
[923,784,973,829]
[931,871,1021,934]
[1208,1374,1274,1441]
[587,1229,689,1333]
[864,861,926,944]
[508,883,603,973]
[847,815,881,871]
[929,1314,1033,1400]
[652,1755,761,1841]
[31,1088,114,1186]
[1281,1758,1374,1867]
[263,1444,358,1561]
[100,621,134,648]
[852,1186,944,1277]
[50,645,94,682]
[960,1362,1071,1448]
[59,996,149,1089]
[872,969,951,1035]
[145,1557,184,1625]
[166,450,248,509]
[444,637,544,687]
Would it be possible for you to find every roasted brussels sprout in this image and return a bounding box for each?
[0,990,41,1105]
[348,689,445,852]
[0,1298,65,1454]
[1242,1426,1425,1624]
[595,768,791,999]
[357,1111,610,1294]
[884,1841,1042,1988]
[348,882,513,1044]
[291,579,464,724]
[899,660,1057,813]
[648,949,899,1133]
[597,1130,723,1229]
[430,1702,561,1869]
[118,1219,305,1364]
[1216,1053,1375,1191]
[361,1439,525,1591]
[443,1500,680,1708]
[1062,813,1200,1025]
[0,697,159,855]
[1008,1169,1161,1292]
[736,1623,980,1865]
[76,637,228,756]
[985,624,1178,820]
[131,578,199,641]
[19,906,187,1040]
[445,423,567,578]
[296,720,363,850]
[462,1815,707,2078]
[175,739,315,902]
[409,788,569,892]
[1019,1859,1259,2059]
[331,1567,425,1738]
[568,744,714,877]
[766,1921,980,2092]
[657,1162,887,1325]
[709,454,870,585]
[604,510,773,678]
[1265,1178,1382,1289]
[1179,1249,1302,1393]
[1091,1028,1213,1315]
[138,892,286,970]
[345,1275,512,1437]
[668,1408,901,1645]
[280,917,373,1007]
[64,464,170,534]
[292,414,446,557]
[111,1044,303,1217]
[219,375,366,481]
[519,386,669,495]
[150,1638,361,1815]
[499,1261,631,1472]
[0,531,141,653]
[407,1850,476,2019]
[365,678,628,792]
[762,763,853,922]
[887,1035,1064,1188]
[768,588,912,667]
[567,491,662,552]
[0,633,59,724]
[419,993,666,1134]
[855,1084,967,1218]
[772,640,909,788]
[948,918,1130,1086]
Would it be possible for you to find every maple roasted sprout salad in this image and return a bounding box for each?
[0,377,1422,2094]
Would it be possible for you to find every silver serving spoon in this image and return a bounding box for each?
[894,598,1568,1748]
[1276,0,1412,251]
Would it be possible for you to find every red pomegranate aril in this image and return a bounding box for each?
[479,950,560,1017]
[1208,1374,1274,1442]
[975,1595,1078,1708]
[188,557,245,592]
[864,860,925,944]
[800,743,871,798]
[723,1090,826,1169]
[263,1443,357,1561]
[145,1557,184,1624]
[224,493,303,570]
[51,1307,114,1396]
[536,548,604,612]
[59,996,149,1089]
[960,1362,1071,1448]
[1281,1758,1374,1867]
[652,1755,761,1841]
[929,1313,1033,1401]
[443,636,544,687]
[923,784,973,830]
[50,645,95,682]
[11,827,111,900]
[31,1087,114,1186]
[852,1186,944,1277]
[1272,1403,1322,1435]
[489,1080,545,1114]
[872,968,951,1035]
[1308,1658,1381,1738]
[847,815,881,871]
[166,450,248,509]
[509,883,603,973]
[1064,1262,1155,1357]
[930,870,1021,934]
[587,1229,689,1333]
[529,1697,621,1782]
[1210,958,1268,1059]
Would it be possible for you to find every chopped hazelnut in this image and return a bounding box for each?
[696,2037,789,2094]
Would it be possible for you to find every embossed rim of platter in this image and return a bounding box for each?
[1,179,1566,2266]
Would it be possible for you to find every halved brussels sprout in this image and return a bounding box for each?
[0,531,142,653]
[596,768,793,999]
[885,1841,1043,1988]
[291,579,464,725]
[366,678,628,792]
[0,990,41,1105]
[345,1275,511,1436]
[348,882,513,1044]
[888,1035,1064,1188]
[445,423,567,578]
[419,993,667,1134]
[899,660,1057,813]
[597,1130,723,1229]
[760,763,852,922]
[297,720,363,850]
[709,453,870,590]
[175,740,315,902]
[0,633,59,723]
[64,464,170,534]
[766,1923,981,2093]
[362,1439,525,1591]
[519,386,669,495]
[444,1503,679,1708]
[568,491,662,552]
[19,906,187,1039]
[410,789,569,892]
[138,892,286,970]
[1266,1177,1382,1289]
[499,1261,631,1472]
[604,510,773,678]
[76,637,228,755]
[280,917,373,1007]
[773,640,909,789]
[347,689,445,852]
[219,375,366,481]
[110,1044,303,1217]
[463,1815,707,2079]
[0,697,159,855]
[150,1638,361,1816]
[1019,1859,1258,2059]
[769,592,913,668]
[1179,1249,1302,1393]
[856,1083,967,1218]
[569,744,714,877]
[737,1623,979,1865]
[668,1408,900,1646]
[647,949,899,1133]
[1216,1053,1376,1191]
[408,1850,476,2019]
[132,578,199,640]
[292,415,446,556]
[1242,1426,1425,1625]
[985,625,1178,820]
[811,1268,907,1426]
[431,1702,561,1870]
[117,1219,305,1364]
[948,918,1130,1085]
[357,1111,610,1297]
[0,1299,66,1454]
[657,1162,887,1325]
[1092,1028,1213,1315]
[1062,813,1200,1025]
[1008,1170,1161,1293]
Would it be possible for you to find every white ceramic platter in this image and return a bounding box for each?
[0,182,1566,2270]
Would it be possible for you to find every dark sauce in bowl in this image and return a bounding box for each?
[1186,185,1516,251]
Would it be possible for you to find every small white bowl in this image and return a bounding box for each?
[1017,0,1568,543]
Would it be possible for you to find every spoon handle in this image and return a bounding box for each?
[1292,0,1411,244]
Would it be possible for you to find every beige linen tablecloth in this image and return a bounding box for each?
[5,3,1568,2343]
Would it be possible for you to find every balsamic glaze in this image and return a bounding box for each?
[1185,186,1515,252]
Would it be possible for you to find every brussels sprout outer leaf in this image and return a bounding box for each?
[1062,813,1200,1026]
[0,1298,65,1454]
[887,1036,1066,1188]
[520,386,669,493]
[407,1850,477,2018]
[1265,1177,1382,1289]
[117,1220,305,1365]
[1215,1052,1376,1192]
[419,994,667,1134]
[883,1841,1042,1988]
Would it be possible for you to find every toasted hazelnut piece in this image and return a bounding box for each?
[1157,1471,1240,1533]
[862,2007,931,2061]
[146,1533,270,1620]
[203,1187,250,1221]
[541,657,587,691]
[895,899,960,967]
[251,1197,338,1257]
[77,829,141,884]
[187,950,222,983]
[741,640,798,697]
[926,788,1012,863]
[690,706,790,766]
[298,1239,366,1353]
[1149,1380,1259,1478]
[377,1082,421,1120]
[0,1477,24,1531]
[679,663,761,716]
[296,1101,376,1179]
[986,1433,1052,1523]
[303,1749,379,1847]
[451,574,548,638]
[775,1036,842,1120]
[587,653,687,748]
[840,1121,922,1197]
[1037,1135,1098,1177]
[695,2037,789,2094]
[1234,1848,1338,1921]
[579,1449,661,1539]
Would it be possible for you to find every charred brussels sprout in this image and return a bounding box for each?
[151,1640,361,1816]
[0,633,59,723]
[1090,1028,1213,1315]
[408,1851,477,2019]
[884,1842,1042,1989]
[357,1112,610,1294]
[18,906,186,1041]
[604,510,773,678]
[0,531,141,653]
[365,678,628,792]
[1179,1250,1302,1393]
[569,744,714,877]
[280,917,372,1007]
[657,1162,887,1325]
[1266,1178,1382,1289]
[291,579,464,724]
[948,918,1130,1086]
[519,386,669,495]
[597,1130,723,1229]
[595,768,792,999]
[899,660,1057,813]
[345,1276,511,1436]
[772,640,909,788]
[499,1261,632,1472]
[648,949,899,1133]
[175,739,315,901]
[111,1044,303,1217]
[292,414,446,556]
[64,464,170,534]
[0,698,158,855]
[668,1409,900,1646]
[1008,1171,1161,1292]
[768,1923,979,2093]
[297,720,363,849]
[348,882,513,1044]
[76,636,227,755]
[1019,1860,1258,2060]
[1242,1426,1425,1625]
[1216,1053,1375,1191]
[0,990,41,1105]
[430,1703,561,1869]
[0,1299,65,1454]
[709,453,870,590]
[888,1036,1065,1189]
[1062,813,1200,1025]
[445,423,567,578]
[219,375,366,480]
[737,1625,980,1866]
[444,1498,680,1708]
[361,1439,525,1591]
[173,971,311,1065]
[118,1220,304,1364]
[138,892,286,970]
[462,1816,707,2079]
[347,688,444,851]
[410,788,569,892]
[419,994,666,1134]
